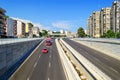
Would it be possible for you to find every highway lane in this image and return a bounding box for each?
[29,39,66,80]
[63,38,120,80]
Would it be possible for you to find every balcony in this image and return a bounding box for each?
[0,13,4,17]
[0,18,4,22]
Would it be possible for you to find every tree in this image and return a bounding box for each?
[77,27,85,37]
[42,30,48,37]
[33,34,37,38]
[100,33,106,38]
[5,15,9,18]
[39,32,42,37]
[116,32,120,38]
[106,30,115,38]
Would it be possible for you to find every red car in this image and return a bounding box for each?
[42,49,48,53]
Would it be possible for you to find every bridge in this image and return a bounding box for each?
[49,33,66,37]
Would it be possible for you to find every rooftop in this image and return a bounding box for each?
[0,7,6,13]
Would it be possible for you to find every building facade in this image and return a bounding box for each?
[32,27,39,37]
[87,18,90,36]
[87,16,93,37]
[13,20,17,37]
[17,20,25,37]
[60,30,65,34]
[110,1,120,32]
[6,18,16,37]
[25,23,33,38]
[0,8,6,38]
[92,11,101,37]
[100,8,111,36]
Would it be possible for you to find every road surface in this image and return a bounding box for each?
[28,39,66,80]
[63,38,120,80]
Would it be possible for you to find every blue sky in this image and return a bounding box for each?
[0,0,114,32]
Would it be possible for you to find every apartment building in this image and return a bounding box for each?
[110,1,120,32]
[6,18,17,37]
[92,11,101,37]
[25,22,33,38]
[17,20,25,37]
[0,8,6,38]
[87,16,93,37]
[87,1,120,38]
[87,18,90,36]
[32,26,39,37]
[100,8,111,36]
[13,20,17,37]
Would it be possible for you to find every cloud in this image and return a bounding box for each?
[52,21,71,30]
[33,23,46,29]
[33,23,53,30]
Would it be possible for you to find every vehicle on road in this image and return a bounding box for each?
[46,40,52,46]
[42,48,48,53]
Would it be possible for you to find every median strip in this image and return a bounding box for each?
[60,38,112,80]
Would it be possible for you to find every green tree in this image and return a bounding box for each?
[33,34,37,38]
[39,32,42,37]
[116,32,120,38]
[77,27,85,37]
[100,33,106,38]
[5,15,9,18]
[42,30,48,37]
[106,30,115,38]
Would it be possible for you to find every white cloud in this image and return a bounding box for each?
[33,23,45,29]
[33,23,53,30]
[52,21,71,30]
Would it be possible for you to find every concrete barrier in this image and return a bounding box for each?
[59,40,94,80]
[0,39,42,80]
[61,39,112,80]
[56,39,81,80]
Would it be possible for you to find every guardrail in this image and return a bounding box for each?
[56,39,81,80]
[60,38,112,80]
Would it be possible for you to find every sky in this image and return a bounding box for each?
[0,0,114,32]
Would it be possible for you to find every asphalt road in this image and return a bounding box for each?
[28,39,66,80]
[63,38,120,80]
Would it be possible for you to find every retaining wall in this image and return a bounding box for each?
[0,39,42,79]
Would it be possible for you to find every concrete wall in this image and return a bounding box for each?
[0,39,42,78]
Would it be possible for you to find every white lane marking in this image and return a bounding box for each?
[50,49,52,53]
[39,55,41,58]
[105,57,110,60]
[48,77,50,80]
[28,54,42,79]
[49,54,51,58]
[94,58,100,62]
[49,62,51,68]
[84,51,89,54]
[109,67,119,74]
[34,62,37,68]
[27,78,29,80]
[79,49,82,50]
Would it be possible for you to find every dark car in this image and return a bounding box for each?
[46,41,52,46]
